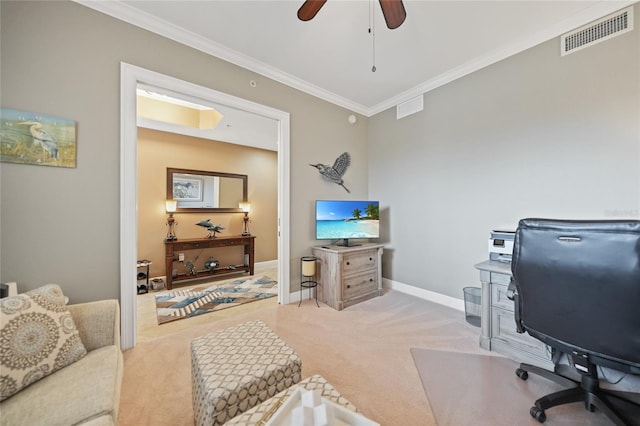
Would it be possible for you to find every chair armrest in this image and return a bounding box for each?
[507,278,525,334]
[507,278,517,301]
[67,299,121,352]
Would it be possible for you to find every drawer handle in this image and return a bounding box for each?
[346,261,350,265]
[369,278,373,282]
[369,257,372,261]
[347,284,351,288]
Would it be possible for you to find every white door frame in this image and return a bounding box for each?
[120,62,290,350]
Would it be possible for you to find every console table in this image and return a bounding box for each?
[312,243,384,310]
[474,260,553,369]
[165,236,255,290]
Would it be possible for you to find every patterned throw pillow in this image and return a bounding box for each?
[0,284,87,401]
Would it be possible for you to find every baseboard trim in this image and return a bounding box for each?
[382,278,465,312]
[282,274,466,310]
[255,259,278,272]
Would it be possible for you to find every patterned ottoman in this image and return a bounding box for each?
[225,375,357,425]
[191,320,302,426]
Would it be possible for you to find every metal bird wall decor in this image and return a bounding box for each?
[195,219,225,238]
[310,152,351,193]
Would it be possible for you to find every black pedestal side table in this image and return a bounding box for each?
[299,256,319,307]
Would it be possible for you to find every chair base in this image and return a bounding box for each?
[516,362,640,425]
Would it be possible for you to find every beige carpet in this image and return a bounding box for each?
[120,289,636,426]
[411,348,636,426]
[120,290,481,425]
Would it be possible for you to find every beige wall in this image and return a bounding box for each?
[369,4,640,300]
[137,128,277,279]
[7,1,632,308]
[0,1,369,302]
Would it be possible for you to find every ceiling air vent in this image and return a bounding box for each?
[561,7,633,56]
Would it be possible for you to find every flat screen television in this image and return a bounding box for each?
[315,200,380,247]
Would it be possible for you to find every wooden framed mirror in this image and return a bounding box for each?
[166,167,247,213]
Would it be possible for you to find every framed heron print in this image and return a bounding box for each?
[0,108,77,168]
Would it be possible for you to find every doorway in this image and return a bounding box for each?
[120,63,290,350]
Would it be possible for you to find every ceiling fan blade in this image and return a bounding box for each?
[297,0,327,22]
[379,0,406,29]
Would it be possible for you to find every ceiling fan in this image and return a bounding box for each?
[297,0,407,30]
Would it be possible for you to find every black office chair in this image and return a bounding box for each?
[508,219,640,425]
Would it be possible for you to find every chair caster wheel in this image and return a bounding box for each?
[530,406,546,423]
[516,368,529,380]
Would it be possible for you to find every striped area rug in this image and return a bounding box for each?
[155,275,277,324]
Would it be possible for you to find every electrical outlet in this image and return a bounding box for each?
[178,253,185,262]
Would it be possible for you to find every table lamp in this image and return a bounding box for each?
[239,202,251,236]
[165,199,178,241]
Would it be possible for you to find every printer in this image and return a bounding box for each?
[489,229,515,263]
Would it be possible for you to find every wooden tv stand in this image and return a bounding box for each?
[164,236,255,290]
[312,243,384,310]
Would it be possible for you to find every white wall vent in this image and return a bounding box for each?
[561,7,633,56]
[397,95,424,120]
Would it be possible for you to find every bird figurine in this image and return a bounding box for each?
[185,261,197,275]
[204,256,220,271]
[195,219,225,238]
[18,121,59,162]
[196,219,213,228]
[310,152,351,193]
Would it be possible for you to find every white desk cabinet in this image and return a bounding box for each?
[475,260,554,369]
[312,244,384,311]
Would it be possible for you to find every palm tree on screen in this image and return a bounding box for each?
[366,204,379,220]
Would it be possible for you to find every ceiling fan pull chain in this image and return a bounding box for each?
[370,0,377,72]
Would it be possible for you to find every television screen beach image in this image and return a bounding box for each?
[316,200,380,240]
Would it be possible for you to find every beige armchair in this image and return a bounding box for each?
[1,299,124,426]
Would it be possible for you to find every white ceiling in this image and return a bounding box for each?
[78,0,634,117]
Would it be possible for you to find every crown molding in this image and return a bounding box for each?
[76,0,637,118]
[368,1,638,116]
[74,0,370,116]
